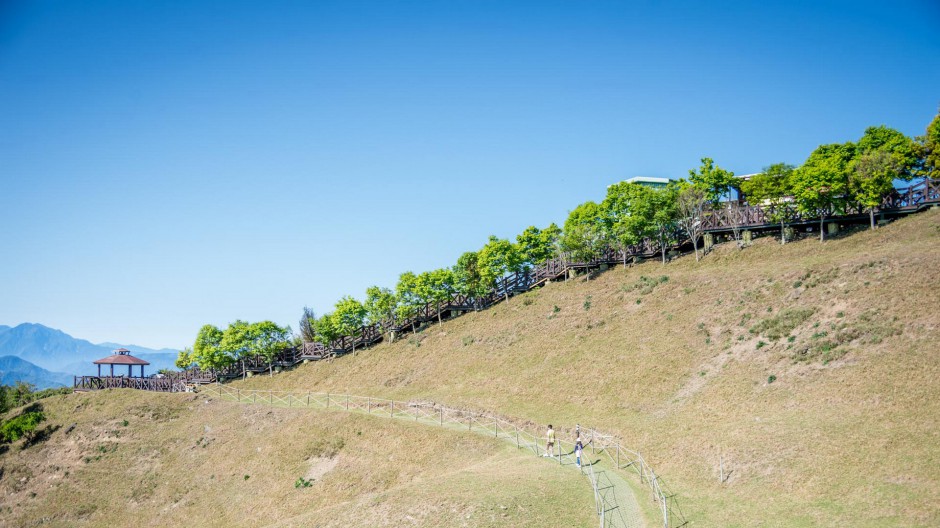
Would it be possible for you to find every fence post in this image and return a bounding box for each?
[346,394,349,410]
[269,390,273,405]
[237,388,241,402]
[516,427,520,449]
[307,392,310,406]
[327,393,330,408]
[253,391,256,404]
[368,398,371,413]
[390,400,394,417]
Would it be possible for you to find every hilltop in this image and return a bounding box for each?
[2,209,938,527]
[232,208,940,526]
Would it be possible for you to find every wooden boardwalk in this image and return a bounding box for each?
[76,179,940,393]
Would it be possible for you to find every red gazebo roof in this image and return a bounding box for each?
[93,348,150,365]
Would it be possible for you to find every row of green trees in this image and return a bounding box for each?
[175,320,292,375]
[298,224,565,348]
[178,111,940,363]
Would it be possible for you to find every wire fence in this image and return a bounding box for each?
[209,384,686,528]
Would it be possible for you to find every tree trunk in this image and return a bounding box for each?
[780,219,786,245]
[869,208,875,230]
[693,238,700,261]
[438,309,442,327]
[819,215,825,242]
[242,359,246,380]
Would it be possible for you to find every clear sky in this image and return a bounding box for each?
[2,1,938,349]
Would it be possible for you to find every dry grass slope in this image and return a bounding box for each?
[236,209,940,527]
[0,390,594,527]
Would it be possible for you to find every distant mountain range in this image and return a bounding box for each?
[0,355,74,389]
[0,323,180,388]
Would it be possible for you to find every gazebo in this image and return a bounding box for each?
[93,348,150,378]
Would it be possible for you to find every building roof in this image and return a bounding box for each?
[93,348,150,365]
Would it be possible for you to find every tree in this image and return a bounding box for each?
[395,271,423,332]
[454,251,487,302]
[852,149,898,230]
[601,182,655,266]
[299,306,317,343]
[220,320,254,379]
[676,182,708,261]
[313,313,340,347]
[174,347,194,370]
[364,286,397,327]
[515,223,561,267]
[689,157,736,206]
[249,321,292,376]
[191,324,228,372]
[417,268,457,326]
[649,185,679,264]
[478,236,523,301]
[857,125,919,180]
[741,163,797,244]
[791,142,856,242]
[332,296,367,351]
[560,201,607,265]
[919,111,940,179]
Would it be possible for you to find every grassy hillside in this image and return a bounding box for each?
[0,390,594,527]
[234,209,940,527]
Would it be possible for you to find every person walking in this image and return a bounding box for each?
[575,435,584,467]
[544,424,556,457]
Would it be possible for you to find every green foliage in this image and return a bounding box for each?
[602,182,656,254]
[768,375,777,384]
[741,163,797,243]
[174,347,194,370]
[416,268,457,324]
[749,308,816,340]
[856,125,919,180]
[0,381,35,414]
[220,320,254,366]
[332,296,367,338]
[395,271,424,321]
[249,321,292,366]
[920,111,940,179]
[295,476,314,488]
[364,286,397,326]
[851,149,898,212]
[791,142,856,240]
[0,410,45,443]
[689,157,736,205]
[561,201,607,262]
[313,313,340,346]
[478,236,522,292]
[192,324,227,372]
[454,251,487,298]
[516,223,561,266]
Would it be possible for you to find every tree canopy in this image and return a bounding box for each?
[689,157,736,206]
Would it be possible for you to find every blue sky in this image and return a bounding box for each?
[2,1,938,349]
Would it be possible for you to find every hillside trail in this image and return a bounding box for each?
[204,385,648,528]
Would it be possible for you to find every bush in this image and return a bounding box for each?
[0,411,46,443]
[750,308,816,340]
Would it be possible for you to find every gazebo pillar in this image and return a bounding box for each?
[110,364,114,377]
[128,365,132,377]
[98,364,101,377]
[141,365,145,378]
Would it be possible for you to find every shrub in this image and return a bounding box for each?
[750,308,816,340]
[768,375,777,384]
[583,296,592,311]
[0,411,46,443]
